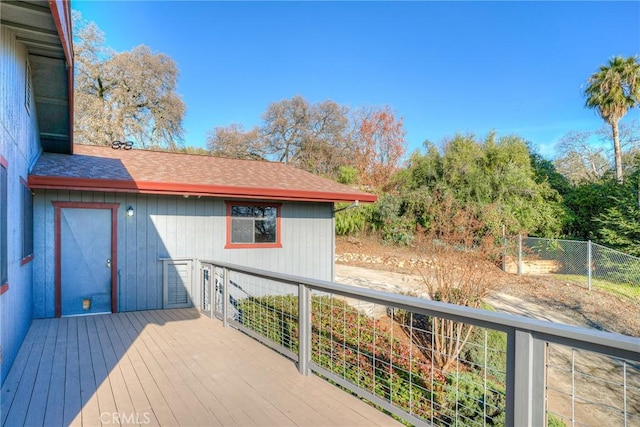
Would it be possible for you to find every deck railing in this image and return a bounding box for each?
[199,260,640,427]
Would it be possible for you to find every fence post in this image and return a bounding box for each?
[222,267,230,328]
[298,284,311,375]
[587,240,592,291]
[517,234,523,276]
[506,330,546,427]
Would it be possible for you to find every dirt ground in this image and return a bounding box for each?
[336,235,640,337]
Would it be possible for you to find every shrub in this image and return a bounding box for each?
[335,203,373,235]
[370,194,415,244]
[441,371,506,426]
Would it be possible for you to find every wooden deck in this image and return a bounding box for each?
[1,309,398,426]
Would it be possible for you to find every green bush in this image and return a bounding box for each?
[370,194,416,244]
[462,325,507,383]
[335,203,373,235]
[547,413,567,427]
[442,371,506,426]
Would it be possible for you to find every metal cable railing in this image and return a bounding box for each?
[200,260,640,427]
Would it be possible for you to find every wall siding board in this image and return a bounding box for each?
[122,193,135,311]
[146,195,160,308]
[135,195,148,309]
[0,27,42,384]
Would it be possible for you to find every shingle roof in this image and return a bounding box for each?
[28,145,377,203]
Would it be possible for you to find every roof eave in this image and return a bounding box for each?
[27,176,378,203]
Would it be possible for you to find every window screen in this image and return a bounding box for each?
[228,204,280,246]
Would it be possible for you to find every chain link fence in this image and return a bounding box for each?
[503,236,640,299]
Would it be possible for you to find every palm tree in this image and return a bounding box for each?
[584,56,640,183]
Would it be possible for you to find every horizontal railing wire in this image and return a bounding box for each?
[200,260,640,427]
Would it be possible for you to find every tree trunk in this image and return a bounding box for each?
[612,120,624,183]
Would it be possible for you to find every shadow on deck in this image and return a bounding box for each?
[1,308,397,426]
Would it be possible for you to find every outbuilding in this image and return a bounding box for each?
[28,145,375,318]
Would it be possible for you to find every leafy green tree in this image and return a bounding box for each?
[584,56,640,183]
[529,150,572,197]
[396,133,566,237]
[592,159,640,254]
[596,202,640,256]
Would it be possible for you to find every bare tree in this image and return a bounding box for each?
[73,12,185,149]
[414,194,501,372]
[555,120,639,183]
[555,130,610,183]
[260,96,354,177]
[206,124,265,159]
[261,95,310,164]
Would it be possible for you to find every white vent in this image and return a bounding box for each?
[163,260,192,308]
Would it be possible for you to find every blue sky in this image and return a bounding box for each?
[73,1,640,159]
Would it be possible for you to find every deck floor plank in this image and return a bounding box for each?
[2,308,399,427]
[75,316,101,427]
[1,320,47,427]
[63,317,83,427]
[101,314,159,426]
[109,313,172,426]
[85,315,118,424]
[23,320,59,427]
[44,317,68,426]
[136,309,221,426]
[124,311,203,426]
[94,315,137,421]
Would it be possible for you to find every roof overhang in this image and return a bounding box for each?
[0,0,73,154]
[27,176,379,203]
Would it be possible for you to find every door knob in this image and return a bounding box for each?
[106,259,111,268]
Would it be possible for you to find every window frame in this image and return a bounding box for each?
[1,156,8,295]
[225,201,282,249]
[25,60,32,116]
[21,177,34,265]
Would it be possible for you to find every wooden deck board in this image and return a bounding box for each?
[23,320,59,427]
[1,308,399,427]
[44,317,68,425]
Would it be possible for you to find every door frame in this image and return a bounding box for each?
[53,202,120,318]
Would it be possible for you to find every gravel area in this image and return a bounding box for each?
[336,235,640,337]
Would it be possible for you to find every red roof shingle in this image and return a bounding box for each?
[29,145,376,203]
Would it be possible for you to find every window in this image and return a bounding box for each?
[1,157,8,293]
[225,202,282,248]
[21,178,33,264]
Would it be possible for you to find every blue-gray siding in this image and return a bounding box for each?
[32,191,335,317]
[0,26,41,384]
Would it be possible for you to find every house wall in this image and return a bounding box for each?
[32,190,335,318]
[0,27,41,383]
